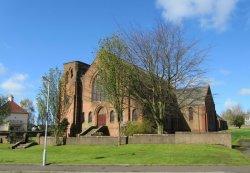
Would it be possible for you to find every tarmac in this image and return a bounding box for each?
[0,165,250,173]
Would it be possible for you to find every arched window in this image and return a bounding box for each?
[189,107,193,121]
[92,76,106,101]
[110,111,115,123]
[88,112,92,123]
[132,109,138,121]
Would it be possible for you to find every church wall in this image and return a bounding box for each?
[180,104,207,132]
[205,94,217,131]
[81,59,142,136]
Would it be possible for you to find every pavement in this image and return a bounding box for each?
[1,165,250,173]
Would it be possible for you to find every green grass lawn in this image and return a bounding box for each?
[225,128,250,145]
[0,144,249,165]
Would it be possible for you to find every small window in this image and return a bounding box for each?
[110,111,115,123]
[189,107,193,121]
[88,112,92,123]
[132,109,138,121]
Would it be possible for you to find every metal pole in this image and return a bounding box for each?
[42,78,50,166]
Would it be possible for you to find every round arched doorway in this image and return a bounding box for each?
[97,107,106,126]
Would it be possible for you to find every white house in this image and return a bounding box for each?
[0,96,28,131]
[245,113,250,126]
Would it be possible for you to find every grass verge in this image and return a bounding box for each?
[225,128,250,145]
[0,144,249,165]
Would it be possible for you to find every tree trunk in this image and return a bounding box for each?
[118,121,121,146]
[157,122,164,134]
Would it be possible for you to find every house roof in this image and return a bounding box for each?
[7,101,29,114]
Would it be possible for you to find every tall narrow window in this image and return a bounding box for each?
[132,109,138,121]
[70,69,73,78]
[189,107,193,121]
[92,75,105,101]
[110,111,115,123]
[118,111,123,122]
[121,112,123,122]
[82,112,85,123]
[88,112,92,123]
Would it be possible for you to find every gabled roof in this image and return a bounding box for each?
[7,101,29,114]
[176,86,209,106]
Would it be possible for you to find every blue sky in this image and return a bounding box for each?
[0,0,249,115]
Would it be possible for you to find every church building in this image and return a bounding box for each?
[62,59,219,137]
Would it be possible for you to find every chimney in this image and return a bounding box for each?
[8,95,14,102]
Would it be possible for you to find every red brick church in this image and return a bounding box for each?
[62,59,221,137]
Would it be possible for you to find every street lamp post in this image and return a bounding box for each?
[42,76,50,166]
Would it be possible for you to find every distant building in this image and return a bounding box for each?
[245,113,250,126]
[61,59,219,137]
[216,115,228,130]
[0,95,28,131]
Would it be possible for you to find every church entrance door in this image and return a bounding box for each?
[97,107,106,126]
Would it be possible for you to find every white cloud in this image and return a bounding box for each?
[239,88,250,95]
[0,73,28,94]
[224,98,238,109]
[0,63,6,75]
[156,0,238,31]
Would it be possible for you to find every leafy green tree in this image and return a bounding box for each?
[97,35,131,145]
[232,115,245,129]
[0,95,10,124]
[20,99,35,130]
[36,67,62,127]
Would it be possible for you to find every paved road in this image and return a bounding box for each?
[1,165,250,173]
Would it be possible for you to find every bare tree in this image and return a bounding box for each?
[20,99,35,130]
[222,104,246,128]
[123,22,207,134]
[0,95,10,125]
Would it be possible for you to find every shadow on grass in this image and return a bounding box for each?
[95,156,105,159]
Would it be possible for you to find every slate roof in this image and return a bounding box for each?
[176,86,209,106]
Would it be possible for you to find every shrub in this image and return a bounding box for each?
[123,119,156,136]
